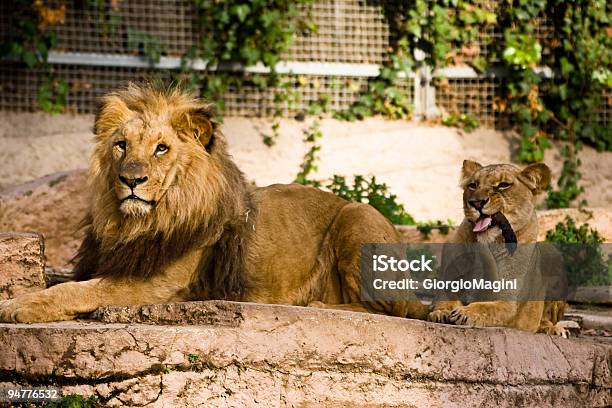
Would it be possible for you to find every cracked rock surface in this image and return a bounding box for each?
[0,232,45,300]
[0,301,610,407]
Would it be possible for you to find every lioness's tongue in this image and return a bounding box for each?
[473,216,492,233]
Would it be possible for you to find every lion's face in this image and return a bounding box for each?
[92,84,217,223]
[109,117,183,217]
[460,161,551,235]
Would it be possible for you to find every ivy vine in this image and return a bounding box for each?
[1,0,68,113]
[496,0,610,208]
[176,0,315,146]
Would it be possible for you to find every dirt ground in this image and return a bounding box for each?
[0,111,610,222]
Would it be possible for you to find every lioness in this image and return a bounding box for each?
[0,83,428,323]
[428,160,567,336]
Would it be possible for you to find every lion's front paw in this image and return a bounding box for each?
[428,309,452,323]
[0,294,70,323]
[448,305,486,326]
[0,298,22,323]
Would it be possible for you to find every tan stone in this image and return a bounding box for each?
[0,301,610,407]
[569,286,612,305]
[0,232,45,300]
[0,170,89,268]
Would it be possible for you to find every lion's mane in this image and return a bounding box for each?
[72,84,253,300]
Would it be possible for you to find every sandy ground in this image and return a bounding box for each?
[0,111,610,222]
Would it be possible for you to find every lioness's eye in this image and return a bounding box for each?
[115,141,126,151]
[497,182,512,190]
[155,144,169,155]
[467,182,477,190]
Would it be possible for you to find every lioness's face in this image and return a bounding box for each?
[109,117,183,217]
[460,161,551,234]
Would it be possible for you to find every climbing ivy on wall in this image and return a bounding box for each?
[499,0,610,208]
[181,1,314,108]
[336,0,497,121]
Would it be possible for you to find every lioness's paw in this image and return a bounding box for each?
[547,324,569,338]
[0,294,70,323]
[448,306,486,326]
[428,309,452,323]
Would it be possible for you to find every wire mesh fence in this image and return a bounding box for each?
[222,75,413,118]
[434,77,502,128]
[0,0,609,127]
[0,62,413,116]
[52,0,199,57]
[0,0,392,63]
[0,62,168,113]
[287,0,390,64]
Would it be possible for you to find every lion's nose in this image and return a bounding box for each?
[119,175,148,189]
[469,198,489,210]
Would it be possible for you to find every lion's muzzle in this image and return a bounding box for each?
[119,175,149,189]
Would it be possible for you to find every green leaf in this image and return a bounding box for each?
[22,51,37,68]
[231,4,250,23]
[559,57,573,76]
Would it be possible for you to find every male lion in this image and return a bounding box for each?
[428,160,567,336]
[0,83,428,323]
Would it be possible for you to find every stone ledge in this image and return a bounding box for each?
[0,232,45,300]
[569,286,612,306]
[0,301,610,407]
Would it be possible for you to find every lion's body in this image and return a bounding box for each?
[0,84,428,323]
[428,161,567,335]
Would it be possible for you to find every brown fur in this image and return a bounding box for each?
[0,83,428,323]
[428,160,567,336]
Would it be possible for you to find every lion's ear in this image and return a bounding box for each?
[175,108,215,150]
[94,94,130,138]
[460,160,483,183]
[518,163,551,193]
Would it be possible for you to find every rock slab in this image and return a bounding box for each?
[0,232,45,300]
[0,170,88,269]
[0,301,610,407]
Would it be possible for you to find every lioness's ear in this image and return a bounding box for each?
[460,160,483,183]
[174,108,215,150]
[518,163,551,193]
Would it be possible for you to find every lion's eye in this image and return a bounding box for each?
[496,182,512,190]
[467,182,478,190]
[155,144,169,155]
[115,141,126,151]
